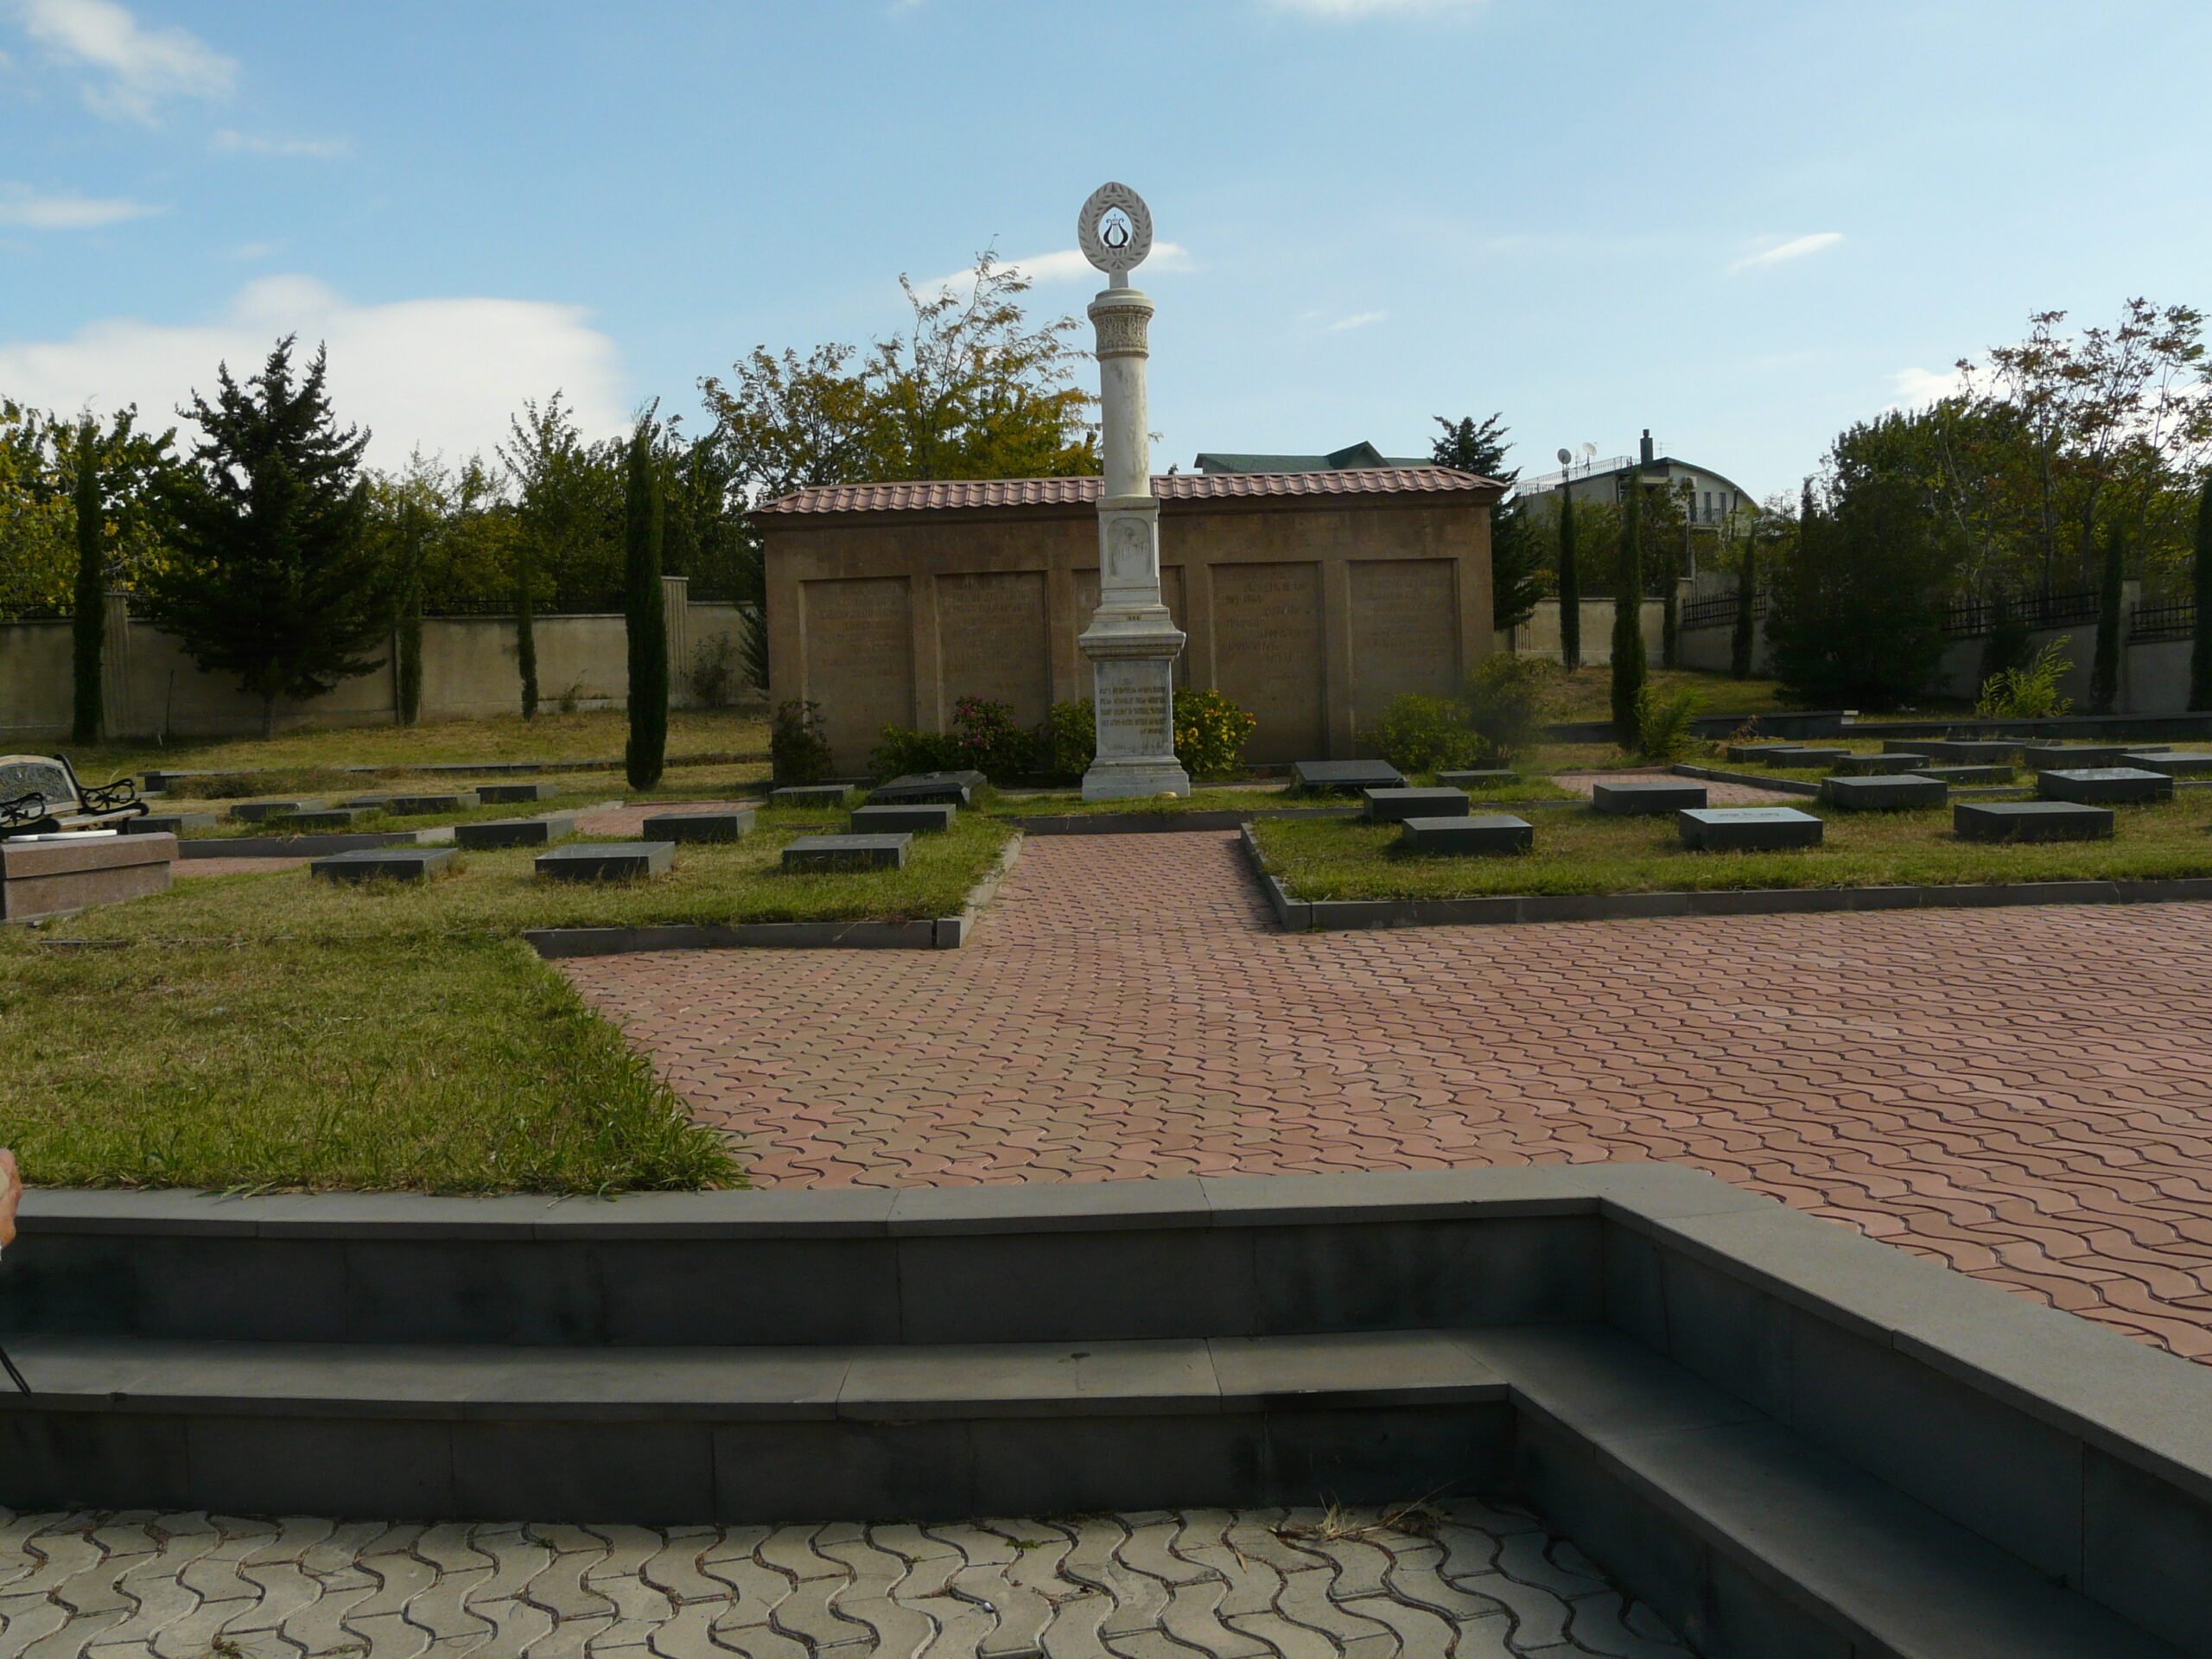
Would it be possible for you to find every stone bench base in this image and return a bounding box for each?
[0,830,175,921]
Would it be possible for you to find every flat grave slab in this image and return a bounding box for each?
[1820,774,1947,810]
[1922,739,2021,763]
[1678,806,1825,851]
[785,832,910,872]
[310,846,456,884]
[228,798,327,823]
[1399,813,1532,855]
[1592,779,1707,815]
[1907,764,2013,785]
[386,791,481,816]
[770,785,851,809]
[870,771,985,806]
[128,813,215,834]
[1830,752,1929,775]
[1363,786,1471,823]
[1880,737,1942,754]
[477,781,558,804]
[2036,766,2173,804]
[1770,747,1850,769]
[642,810,756,842]
[2020,744,2133,770]
[1436,769,1519,789]
[455,813,579,850]
[1727,743,1802,762]
[1955,800,2113,842]
[285,807,378,830]
[1292,759,1406,793]
[849,802,957,835]
[0,830,175,919]
[338,794,395,809]
[2122,751,2212,777]
[536,842,675,881]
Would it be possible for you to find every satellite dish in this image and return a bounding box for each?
[1555,448,1573,467]
[1580,442,1598,460]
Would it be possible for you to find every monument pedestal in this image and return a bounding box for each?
[0,831,175,922]
[1081,615,1190,801]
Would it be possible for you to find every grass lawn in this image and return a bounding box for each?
[988,778,1575,816]
[1252,797,2212,901]
[3,807,1010,1193]
[67,707,769,779]
[1545,666,1797,724]
[0,931,734,1193]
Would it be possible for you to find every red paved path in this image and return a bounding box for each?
[563,831,2212,1359]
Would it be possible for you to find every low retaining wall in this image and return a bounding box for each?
[4,1165,2209,1656]
[1239,824,2212,931]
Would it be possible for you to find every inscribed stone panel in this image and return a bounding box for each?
[1072,567,1187,688]
[801,577,912,765]
[1350,560,1459,738]
[938,571,1050,724]
[1212,562,1325,761]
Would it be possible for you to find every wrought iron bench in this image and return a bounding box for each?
[0,754,148,838]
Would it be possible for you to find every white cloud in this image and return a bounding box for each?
[1891,365,1966,409]
[0,182,156,228]
[1265,0,1482,15]
[1326,309,1388,331]
[14,0,235,121]
[0,276,626,466]
[1729,232,1845,273]
[210,127,351,159]
[923,243,1192,296]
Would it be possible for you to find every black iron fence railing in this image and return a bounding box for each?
[2128,600,2198,644]
[1678,592,1768,632]
[1941,588,2100,639]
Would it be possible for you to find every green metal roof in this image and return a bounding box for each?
[1193,441,1428,474]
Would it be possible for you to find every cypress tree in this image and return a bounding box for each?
[515,538,539,719]
[1980,587,2030,687]
[70,419,104,744]
[1730,535,1758,680]
[1611,478,1647,749]
[2190,481,2212,710]
[1557,487,1581,671]
[395,499,426,726]
[623,416,668,791]
[2090,523,2126,715]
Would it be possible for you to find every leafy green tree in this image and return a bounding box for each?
[1610,477,1646,747]
[1430,414,1542,632]
[2193,481,2212,709]
[624,415,668,790]
[1556,485,1581,670]
[138,337,385,737]
[2090,523,2127,714]
[70,418,103,742]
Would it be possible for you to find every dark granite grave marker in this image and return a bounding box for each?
[1363,786,1471,823]
[128,813,216,834]
[1924,739,2021,763]
[387,791,482,816]
[2020,744,2133,770]
[1955,801,2113,842]
[285,807,378,831]
[1728,743,1802,763]
[1906,765,2014,785]
[536,842,676,880]
[1830,753,1930,776]
[2123,751,2212,778]
[1678,806,1825,851]
[2035,766,2173,804]
[310,847,456,883]
[455,813,579,850]
[784,833,910,871]
[849,803,957,835]
[1820,775,1947,810]
[642,810,756,842]
[1592,780,1707,815]
[1398,814,1532,855]
[1767,747,1850,769]
[869,771,985,806]
[1292,759,1406,793]
[478,781,558,804]
[228,799,327,823]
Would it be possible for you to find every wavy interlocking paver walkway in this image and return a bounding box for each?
[0,1503,1687,1657]
[564,831,2212,1361]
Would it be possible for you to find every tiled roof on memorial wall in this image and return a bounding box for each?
[756,466,1502,515]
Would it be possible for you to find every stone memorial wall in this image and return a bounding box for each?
[760,470,1501,768]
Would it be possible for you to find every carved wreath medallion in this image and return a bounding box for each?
[1077,182,1154,278]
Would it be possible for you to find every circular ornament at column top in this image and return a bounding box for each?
[1077,182,1154,281]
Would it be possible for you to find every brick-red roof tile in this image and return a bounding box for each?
[756,467,1501,515]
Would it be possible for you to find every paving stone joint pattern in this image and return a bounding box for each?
[0,1504,1687,1658]
[565,830,2212,1363]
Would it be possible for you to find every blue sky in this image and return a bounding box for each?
[1,0,2208,498]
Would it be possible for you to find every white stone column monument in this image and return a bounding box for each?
[1076,182,1192,801]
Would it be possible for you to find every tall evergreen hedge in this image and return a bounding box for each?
[623,418,668,791]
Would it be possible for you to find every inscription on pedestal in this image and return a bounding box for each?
[802,577,913,764]
[1214,563,1324,761]
[1094,670,1174,758]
